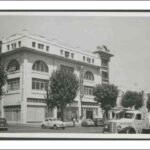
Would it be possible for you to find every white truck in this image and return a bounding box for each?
[104,109,150,133]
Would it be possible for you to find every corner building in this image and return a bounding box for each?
[0,30,113,124]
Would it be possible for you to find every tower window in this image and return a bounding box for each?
[102,71,108,79]
[102,59,108,67]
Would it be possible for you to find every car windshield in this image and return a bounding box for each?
[124,112,134,119]
[115,111,125,119]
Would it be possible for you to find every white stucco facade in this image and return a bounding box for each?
[0,30,113,124]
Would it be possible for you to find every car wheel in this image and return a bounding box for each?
[53,125,57,129]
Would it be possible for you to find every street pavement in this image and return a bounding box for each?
[0,124,104,133]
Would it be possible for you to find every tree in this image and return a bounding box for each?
[0,62,7,96]
[121,91,143,109]
[146,94,150,112]
[46,69,79,121]
[93,84,119,119]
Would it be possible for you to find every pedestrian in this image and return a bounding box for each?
[73,117,76,127]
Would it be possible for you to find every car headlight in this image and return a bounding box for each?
[104,124,109,129]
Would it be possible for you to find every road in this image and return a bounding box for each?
[0,125,104,133]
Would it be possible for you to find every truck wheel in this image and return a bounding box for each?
[127,127,136,134]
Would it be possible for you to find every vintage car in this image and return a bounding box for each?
[0,118,8,131]
[41,118,66,129]
[81,119,95,127]
[93,118,104,127]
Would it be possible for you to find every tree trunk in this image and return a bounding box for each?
[60,105,64,121]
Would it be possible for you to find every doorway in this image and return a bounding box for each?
[86,110,93,119]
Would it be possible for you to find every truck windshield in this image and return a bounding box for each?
[124,113,134,119]
[115,111,125,119]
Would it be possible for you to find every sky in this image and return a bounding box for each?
[0,12,150,92]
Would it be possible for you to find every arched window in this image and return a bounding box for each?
[7,59,20,72]
[84,71,94,81]
[32,60,48,72]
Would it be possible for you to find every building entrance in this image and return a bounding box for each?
[86,110,93,119]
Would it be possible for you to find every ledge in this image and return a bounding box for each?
[6,90,20,95]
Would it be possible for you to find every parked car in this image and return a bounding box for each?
[93,118,104,127]
[41,118,66,129]
[81,119,95,127]
[0,118,8,131]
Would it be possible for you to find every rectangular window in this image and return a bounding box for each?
[61,65,74,73]
[87,58,91,63]
[102,71,108,79]
[83,56,85,61]
[7,78,20,91]
[11,43,16,49]
[101,59,108,67]
[32,78,47,91]
[46,46,49,51]
[65,51,70,58]
[7,45,10,50]
[18,41,21,47]
[32,42,36,48]
[84,86,93,96]
[71,53,74,59]
[60,49,63,55]
[38,43,44,50]
[92,59,94,64]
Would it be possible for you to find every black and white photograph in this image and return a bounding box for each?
[1,10,150,139]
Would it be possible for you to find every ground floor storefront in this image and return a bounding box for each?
[3,100,102,124]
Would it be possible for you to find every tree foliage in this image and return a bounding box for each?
[146,94,150,112]
[93,84,119,110]
[0,62,7,96]
[121,91,143,109]
[46,69,79,121]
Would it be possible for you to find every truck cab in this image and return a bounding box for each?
[104,110,150,134]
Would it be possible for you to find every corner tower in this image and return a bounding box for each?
[94,45,113,85]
